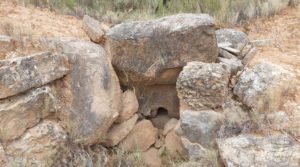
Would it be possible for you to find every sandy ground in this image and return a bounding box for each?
[0,1,88,59]
[246,7,300,104]
[246,7,300,137]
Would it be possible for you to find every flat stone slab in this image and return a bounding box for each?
[0,86,57,141]
[107,13,218,85]
[0,52,69,99]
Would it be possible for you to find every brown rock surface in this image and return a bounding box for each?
[0,86,58,141]
[4,121,68,166]
[142,147,162,167]
[165,131,185,157]
[115,90,139,123]
[119,120,158,152]
[82,15,108,43]
[104,114,138,147]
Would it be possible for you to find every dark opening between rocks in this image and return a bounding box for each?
[149,107,171,129]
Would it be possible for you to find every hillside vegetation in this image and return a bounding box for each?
[19,0,299,23]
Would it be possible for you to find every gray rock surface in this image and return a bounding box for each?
[216,28,249,52]
[177,110,224,148]
[234,61,294,111]
[0,86,58,141]
[42,37,121,145]
[217,134,300,167]
[0,52,69,99]
[181,137,220,167]
[218,57,243,75]
[107,13,218,85]
[177,62,230,110]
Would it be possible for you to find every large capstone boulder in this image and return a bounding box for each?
[0,52,69,99]
[107,13,218,85]
[0,86,58,141]
[234,61,295,111]
[217,134,300,167]
[177,110,224,148]
[216,29,249,52]
[177,62,230,110]
[4,121,68,166]
[42,37,121,145]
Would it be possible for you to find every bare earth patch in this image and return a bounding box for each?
[0,1,88,59]
[246,7,300,139]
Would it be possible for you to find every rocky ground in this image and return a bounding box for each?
[0,1,299,167]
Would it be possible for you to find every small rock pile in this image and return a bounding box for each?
[0,12,299,167]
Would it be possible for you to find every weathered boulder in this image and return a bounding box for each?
[163,118,179,135]
[115,90,139,123]
[42,37,121,145]
[0,35,13,58]
[0,52,69,99]
[4,121,68,166]
[217,100,251,138]
[119,120,158,152]
[181,137,220,167]
[136,85,179,118]
[218,57,243,75]
[0,86,58,141]
[82,15,108,43]
[177,110,224,148]
[216,29,249,53]
[177,62,230,110]
[234,61,295,111]
[142,147,162,167]
[104,114,138,147]
[217,134,300,167]
[165,131,185,157]
[107,13,218,85]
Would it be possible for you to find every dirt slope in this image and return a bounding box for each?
[246,7,300,137]
[0,1,88,59]
[246,7,300,104]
